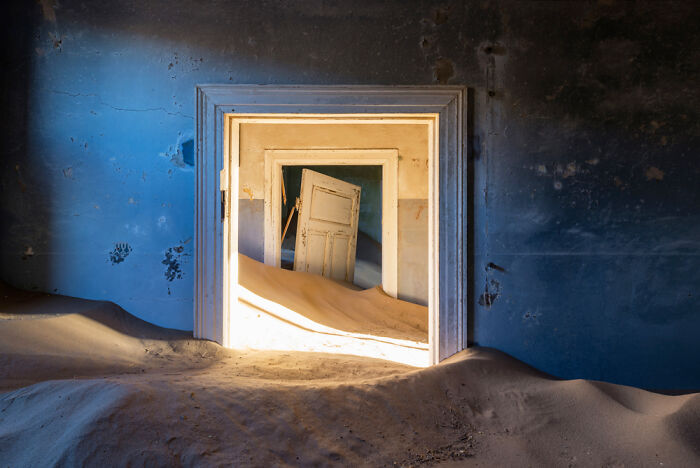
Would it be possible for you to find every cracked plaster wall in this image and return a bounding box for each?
[1,0,698,388]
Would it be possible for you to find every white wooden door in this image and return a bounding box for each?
[293,169,361,282]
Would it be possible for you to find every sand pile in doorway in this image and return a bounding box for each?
[234,255,429,365]
[238,254,428,343]
[1,284,699,467]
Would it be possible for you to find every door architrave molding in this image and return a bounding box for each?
[195,85,468,365]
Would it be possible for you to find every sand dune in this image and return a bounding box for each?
[1,282,699,467]
[235,255,429,366]
[238,254,428,342]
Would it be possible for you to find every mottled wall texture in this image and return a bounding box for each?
[1,1,698,389]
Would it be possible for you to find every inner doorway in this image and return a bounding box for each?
[280,165,381,290]
[264,148,399,298]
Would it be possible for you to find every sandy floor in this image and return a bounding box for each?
[235,255,428,366]
[1,282,699,467]
[239,254,428,343]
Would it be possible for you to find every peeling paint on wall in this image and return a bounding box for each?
[160,134,195,168]
[162,245,184,282]
[109,243,132,265]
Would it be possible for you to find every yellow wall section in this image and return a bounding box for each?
[238,123,429,200]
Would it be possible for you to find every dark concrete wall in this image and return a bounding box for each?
[1,1,698,388]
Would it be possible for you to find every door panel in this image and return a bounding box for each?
[294,169,361,282]
[330,235,351,279]
[309,188,354,225]
[304,231,328,276]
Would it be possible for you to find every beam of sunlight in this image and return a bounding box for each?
[230,285,429,367]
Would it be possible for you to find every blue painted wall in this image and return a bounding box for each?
[1,1,698,389]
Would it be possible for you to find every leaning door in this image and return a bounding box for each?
[293,169,361,282]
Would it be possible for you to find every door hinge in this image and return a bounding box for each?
[220,169,228,221]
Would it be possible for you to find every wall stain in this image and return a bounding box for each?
[433,57,455,84]
[431,5,450,25]
[38,0,58,23]
[109,242,132,264]
[523,310,540,322]
[645,166,664,181]
[242,187,255,200]
[478,279,501,308]
[415,205,424,220]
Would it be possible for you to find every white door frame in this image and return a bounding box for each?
[195,86,467,365]
[263,148,399,298]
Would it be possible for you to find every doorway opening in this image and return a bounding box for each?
[229,116,435,366]
[195,86,468,367]
[280,165,383,291]
[231,120,432,366]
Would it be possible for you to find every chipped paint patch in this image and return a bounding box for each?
[109,243,132,264]
[181,139,194,166]
[22,246,35,260]
[162,246,184,282]
[561,162,579,178]
[523,310,541,323]
[160,134,195,168]
[48,32,62,51]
